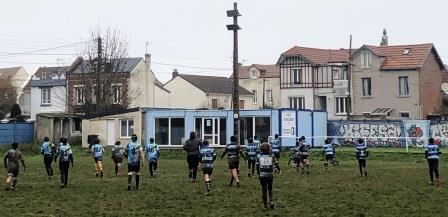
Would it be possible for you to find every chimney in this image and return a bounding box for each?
[380,28,388,46]
[145,53,151,71]
[172,69,179,79]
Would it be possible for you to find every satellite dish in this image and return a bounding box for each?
[442,83,448,94]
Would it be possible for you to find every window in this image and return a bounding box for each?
[291,68,303,84]
[41,71,47,80]
[266,90,273,103]
[335,97,347,114]
[399,76,409,96]
[252,90,257,103]
[361,51,371,68]
[211,99,218,109]
[251,70,259,78]
[289,97,305,109]
[41,88,51,105]
[112,84,122,104]
[239,100,245,109]
[72,118,82,132]
[74,85,85,105]
[155,118,185,145]
[361,78,371,96]
[400,112,410,118]
[120,119,134,138]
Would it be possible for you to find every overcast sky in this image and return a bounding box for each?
[1,0,447,82]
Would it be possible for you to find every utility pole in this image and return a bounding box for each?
[96,36,102,111]
[262,78,266,109]
[226,2,241,143]
[347,35,352,120]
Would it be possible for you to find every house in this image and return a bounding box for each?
[277,46,350,120]
[28,66,84,142]
[66,54,170,114]
[232,64,280,109]
[163,70,255,109]
[0,67,30,116]
[29,66,70,120]
[351,32,446,119]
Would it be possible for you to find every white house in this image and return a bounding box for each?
[163,70,254,109]
[29,66,69,120]
[234,64,280,109]
[277,46,350,120]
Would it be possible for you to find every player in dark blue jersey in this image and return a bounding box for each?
[199,140,216,195]
[355,138,368,177]
[54,138,73,188]
[425,138,441,187]
[322,138,338,171]
[270,134,282,174]
[40,137,55,180]
[245,138,258,177]
[298,137,311,174]
[257,143,275,209]
[221,136,246,188]
[111,141,124,176]
[124,134,144,191]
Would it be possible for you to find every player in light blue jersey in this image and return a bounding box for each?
[40,137,55,180]
[125,134,144,191]
[245,138,258,177]
[322,138,338,171]
[54,138,73,188]
[199,140,216,195]
[270,134,282,174]
[91,139,105,177]
[425,138,441,187]
[257,143,275,209]
[111,141,124,176]
[355,138,368,177]
[145,138,160,177]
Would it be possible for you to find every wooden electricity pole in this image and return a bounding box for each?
[227,2,241,143]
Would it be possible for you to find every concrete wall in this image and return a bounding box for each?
[30,86,66,120]
[163,76,208,108]
[82,110,142,148]
[154,86,171,107]
[129,60,154,108]
[239,77,280,109]
[352,48,420,118]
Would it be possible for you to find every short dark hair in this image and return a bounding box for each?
[190,131,196,140]
[11,142,19,149]
[274,134,279,139]
[260,143,270,154]
[202,140,209,146]
[300,136,305,140]
[150,138,155,143]
[95,139,100,144]
[325,138,332,144]
[115,141,121,146]
[248,138,253,143]
[131,134,138,141]
[44,137,49,142]
[61,138,68,144]
[358,138,364,144]
[254,136,258,140]
[230,136,236,143]
[429,138,435,144]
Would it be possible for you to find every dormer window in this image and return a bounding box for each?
[361,51,371,68]
[402,48,410,55]
[251,70,259,78]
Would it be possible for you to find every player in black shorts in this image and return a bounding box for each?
[4,142,26,190]
[199,141,216,195]
[221,136,246,187]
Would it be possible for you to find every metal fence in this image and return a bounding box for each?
[0,122,34,145]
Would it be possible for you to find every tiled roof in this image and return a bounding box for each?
[69,57,142,74]
[280,46,351,64]
[362,43,441,70]
[232,64,279,79]
[0,67,22,79]
[178,74,253,95]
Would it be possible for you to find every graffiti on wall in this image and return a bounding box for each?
[403,120,429,147]
[328,121,403,147]
[430,121,448,146]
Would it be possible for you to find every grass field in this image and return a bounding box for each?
[1,146,448,217]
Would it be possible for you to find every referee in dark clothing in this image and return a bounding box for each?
[183,131,202,182]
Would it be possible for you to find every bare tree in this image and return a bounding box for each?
[68,28,139,115]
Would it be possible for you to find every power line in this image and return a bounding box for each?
[0,40,92,59]
[151,61,231,70]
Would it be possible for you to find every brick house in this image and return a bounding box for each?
[351,43,445,119]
